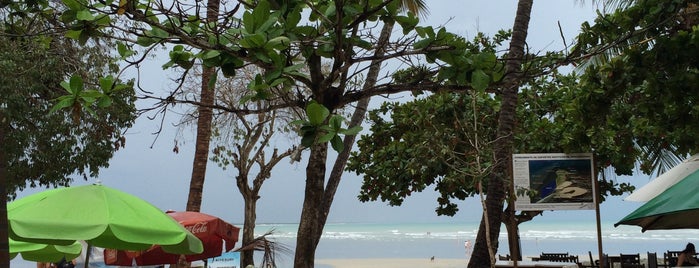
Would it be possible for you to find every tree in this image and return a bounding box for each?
[571,0,699,172]
[0,1,137,265]
[185,0,221,214]
[33,1,513,268]
[197,65,301,267]
[350,0,699,266]
[469,1,532,266]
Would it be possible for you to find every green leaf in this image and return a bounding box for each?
[301,133,315,147]
[307,102,329,126]
[342,125,362,135]
[240,34,267,48]
[330,135,344,152]
[202,50,221,59]
[476,52,497,69]
[60,81,72,93]
[63,0,82,10]
[285,9,301,29]
[265,36,291,50]
[283,63,304,73]
[76,10,94,21]
[117,42,133,58]
[78,30,90,45]
[242,11,255,33]
[329,115,342,130]
[289,119,306,126]
[94,14,111,26]
[221,65,237,77]
[82,105,98,118]
[99,76,114,92]
[269,77,286,88]
[136,36,156,47]
[96,96,113,107]
[50,96,75,113]
[246,0,270,33]
[149,27,169,39]
[69,75,84,92]
[65,30,82,41]
[395,15,419,35]
[471,69,490,91]
[318,132,336,143]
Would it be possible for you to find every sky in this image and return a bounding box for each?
[15,1,655,227]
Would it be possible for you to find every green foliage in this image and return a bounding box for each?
[0,20,136,198]
[351,0,699,215]
[17,0,513,155]
[348,92,498,215]
[571,0,699,175]
[292,101,361,152]
[51,75,116,120]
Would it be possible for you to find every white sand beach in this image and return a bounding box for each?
[316,258,468,268]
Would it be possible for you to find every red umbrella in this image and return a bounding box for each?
[104,211,240,265]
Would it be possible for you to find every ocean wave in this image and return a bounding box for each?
[253,222,699,244]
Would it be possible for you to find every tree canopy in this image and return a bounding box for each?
[0,3,136,265]
[0,5,136,197]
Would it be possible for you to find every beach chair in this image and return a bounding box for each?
[647,252,658,268]
[619,253,644,268]
[499,254,511,261]
[664,251,681,267]
[540,252,570,261]
[581,251,599,268]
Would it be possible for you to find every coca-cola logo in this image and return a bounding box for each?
[186,222,208,234]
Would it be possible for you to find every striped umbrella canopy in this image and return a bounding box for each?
[616,169,699,231]
[625,154,699,202]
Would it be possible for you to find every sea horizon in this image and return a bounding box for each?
[12,219,695,267]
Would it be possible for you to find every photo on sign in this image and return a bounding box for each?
[528,159,593,203]
[514,153,595,210]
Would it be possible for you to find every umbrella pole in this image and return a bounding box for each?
[83,243,91,268]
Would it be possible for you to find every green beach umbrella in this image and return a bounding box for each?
[8,184,203,255]
[10,239,82,262]
[615,169,699,231]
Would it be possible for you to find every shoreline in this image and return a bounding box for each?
[316,258,468,268]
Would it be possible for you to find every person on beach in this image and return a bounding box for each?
[678,243,699,266]
[465,240,472,256]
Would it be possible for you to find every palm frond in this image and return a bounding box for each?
[235,229,292,268]
[400,0,429,18]
[637,144,684,178]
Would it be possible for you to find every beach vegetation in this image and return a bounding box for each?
[177,64,303,267]
[0,0,137,265]
[0,0,504,267]
[3,0,696,267]
[349,0,699,266]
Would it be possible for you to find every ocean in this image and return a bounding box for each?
[262,220,697,266]
[11,220,697,267]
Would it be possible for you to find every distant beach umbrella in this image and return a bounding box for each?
[8,184,203,256]
[616,169,699,231]
[104,211,240,266]
[625,154,699,202]
[10,238,82,263]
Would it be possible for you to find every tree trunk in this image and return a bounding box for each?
[294,142,328,268]
[467,1,532,267]
[185,0,220,213]
[503,214,521,261]
[241,191,258,267]
[293,20,391,268]
[0,113,9,267]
